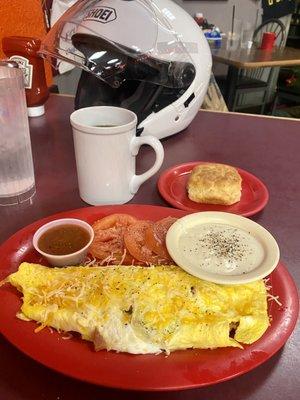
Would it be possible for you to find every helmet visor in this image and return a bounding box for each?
[40,0,195,89]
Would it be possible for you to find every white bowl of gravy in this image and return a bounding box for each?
[33,218,94,267]
[166,212,280,284]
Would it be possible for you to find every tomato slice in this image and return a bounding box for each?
[90,214,138,264]
[124,220,169,264]
[144,217,177,260]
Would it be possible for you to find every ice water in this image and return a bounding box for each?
[0,70,35,205]
[226,33,241,51]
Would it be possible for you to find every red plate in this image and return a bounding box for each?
[0,205,298,391]
[158,162,269,216]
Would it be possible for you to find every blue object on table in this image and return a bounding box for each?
[204,28,222,48]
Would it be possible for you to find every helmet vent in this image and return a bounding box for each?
[184,93,195,108]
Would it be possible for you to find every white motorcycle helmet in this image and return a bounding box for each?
[40,0,212,139]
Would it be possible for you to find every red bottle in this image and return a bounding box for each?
[2,36,49,117]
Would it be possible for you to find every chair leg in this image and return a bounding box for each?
[262,68,277,114]
[271,94,279,115]
[261,87,273,114]
[232,91,239,111]
[225,66,239,111]
[260,91,267,114]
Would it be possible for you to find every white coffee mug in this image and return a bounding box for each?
[70,106,164,205]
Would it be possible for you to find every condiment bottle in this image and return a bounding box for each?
[194,13,204,27]
[2,36,49,117]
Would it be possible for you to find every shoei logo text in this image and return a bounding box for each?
[84,7,117,23]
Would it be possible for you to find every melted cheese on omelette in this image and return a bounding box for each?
[7,262,270,354]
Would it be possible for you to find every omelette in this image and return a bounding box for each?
[6,262,270,354]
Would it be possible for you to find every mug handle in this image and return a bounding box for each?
[129,136,164,194]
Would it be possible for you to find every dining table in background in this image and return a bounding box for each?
[0,94,299,400]
[211,44,300,110]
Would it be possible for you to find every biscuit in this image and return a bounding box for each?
[187,163,242,205]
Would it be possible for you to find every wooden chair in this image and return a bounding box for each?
[201,74,228,112]
[216,19,286,113]
[231,19,286,113]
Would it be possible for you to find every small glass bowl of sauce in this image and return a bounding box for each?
[33,218,94,266]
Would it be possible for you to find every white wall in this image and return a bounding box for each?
[175,0,262,78]
[174,0,261,33]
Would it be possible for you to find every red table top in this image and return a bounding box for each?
[0,95,299,400]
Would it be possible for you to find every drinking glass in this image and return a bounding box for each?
[241,22,254,49]
[0,63,35,205]
[226,19,242,51]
